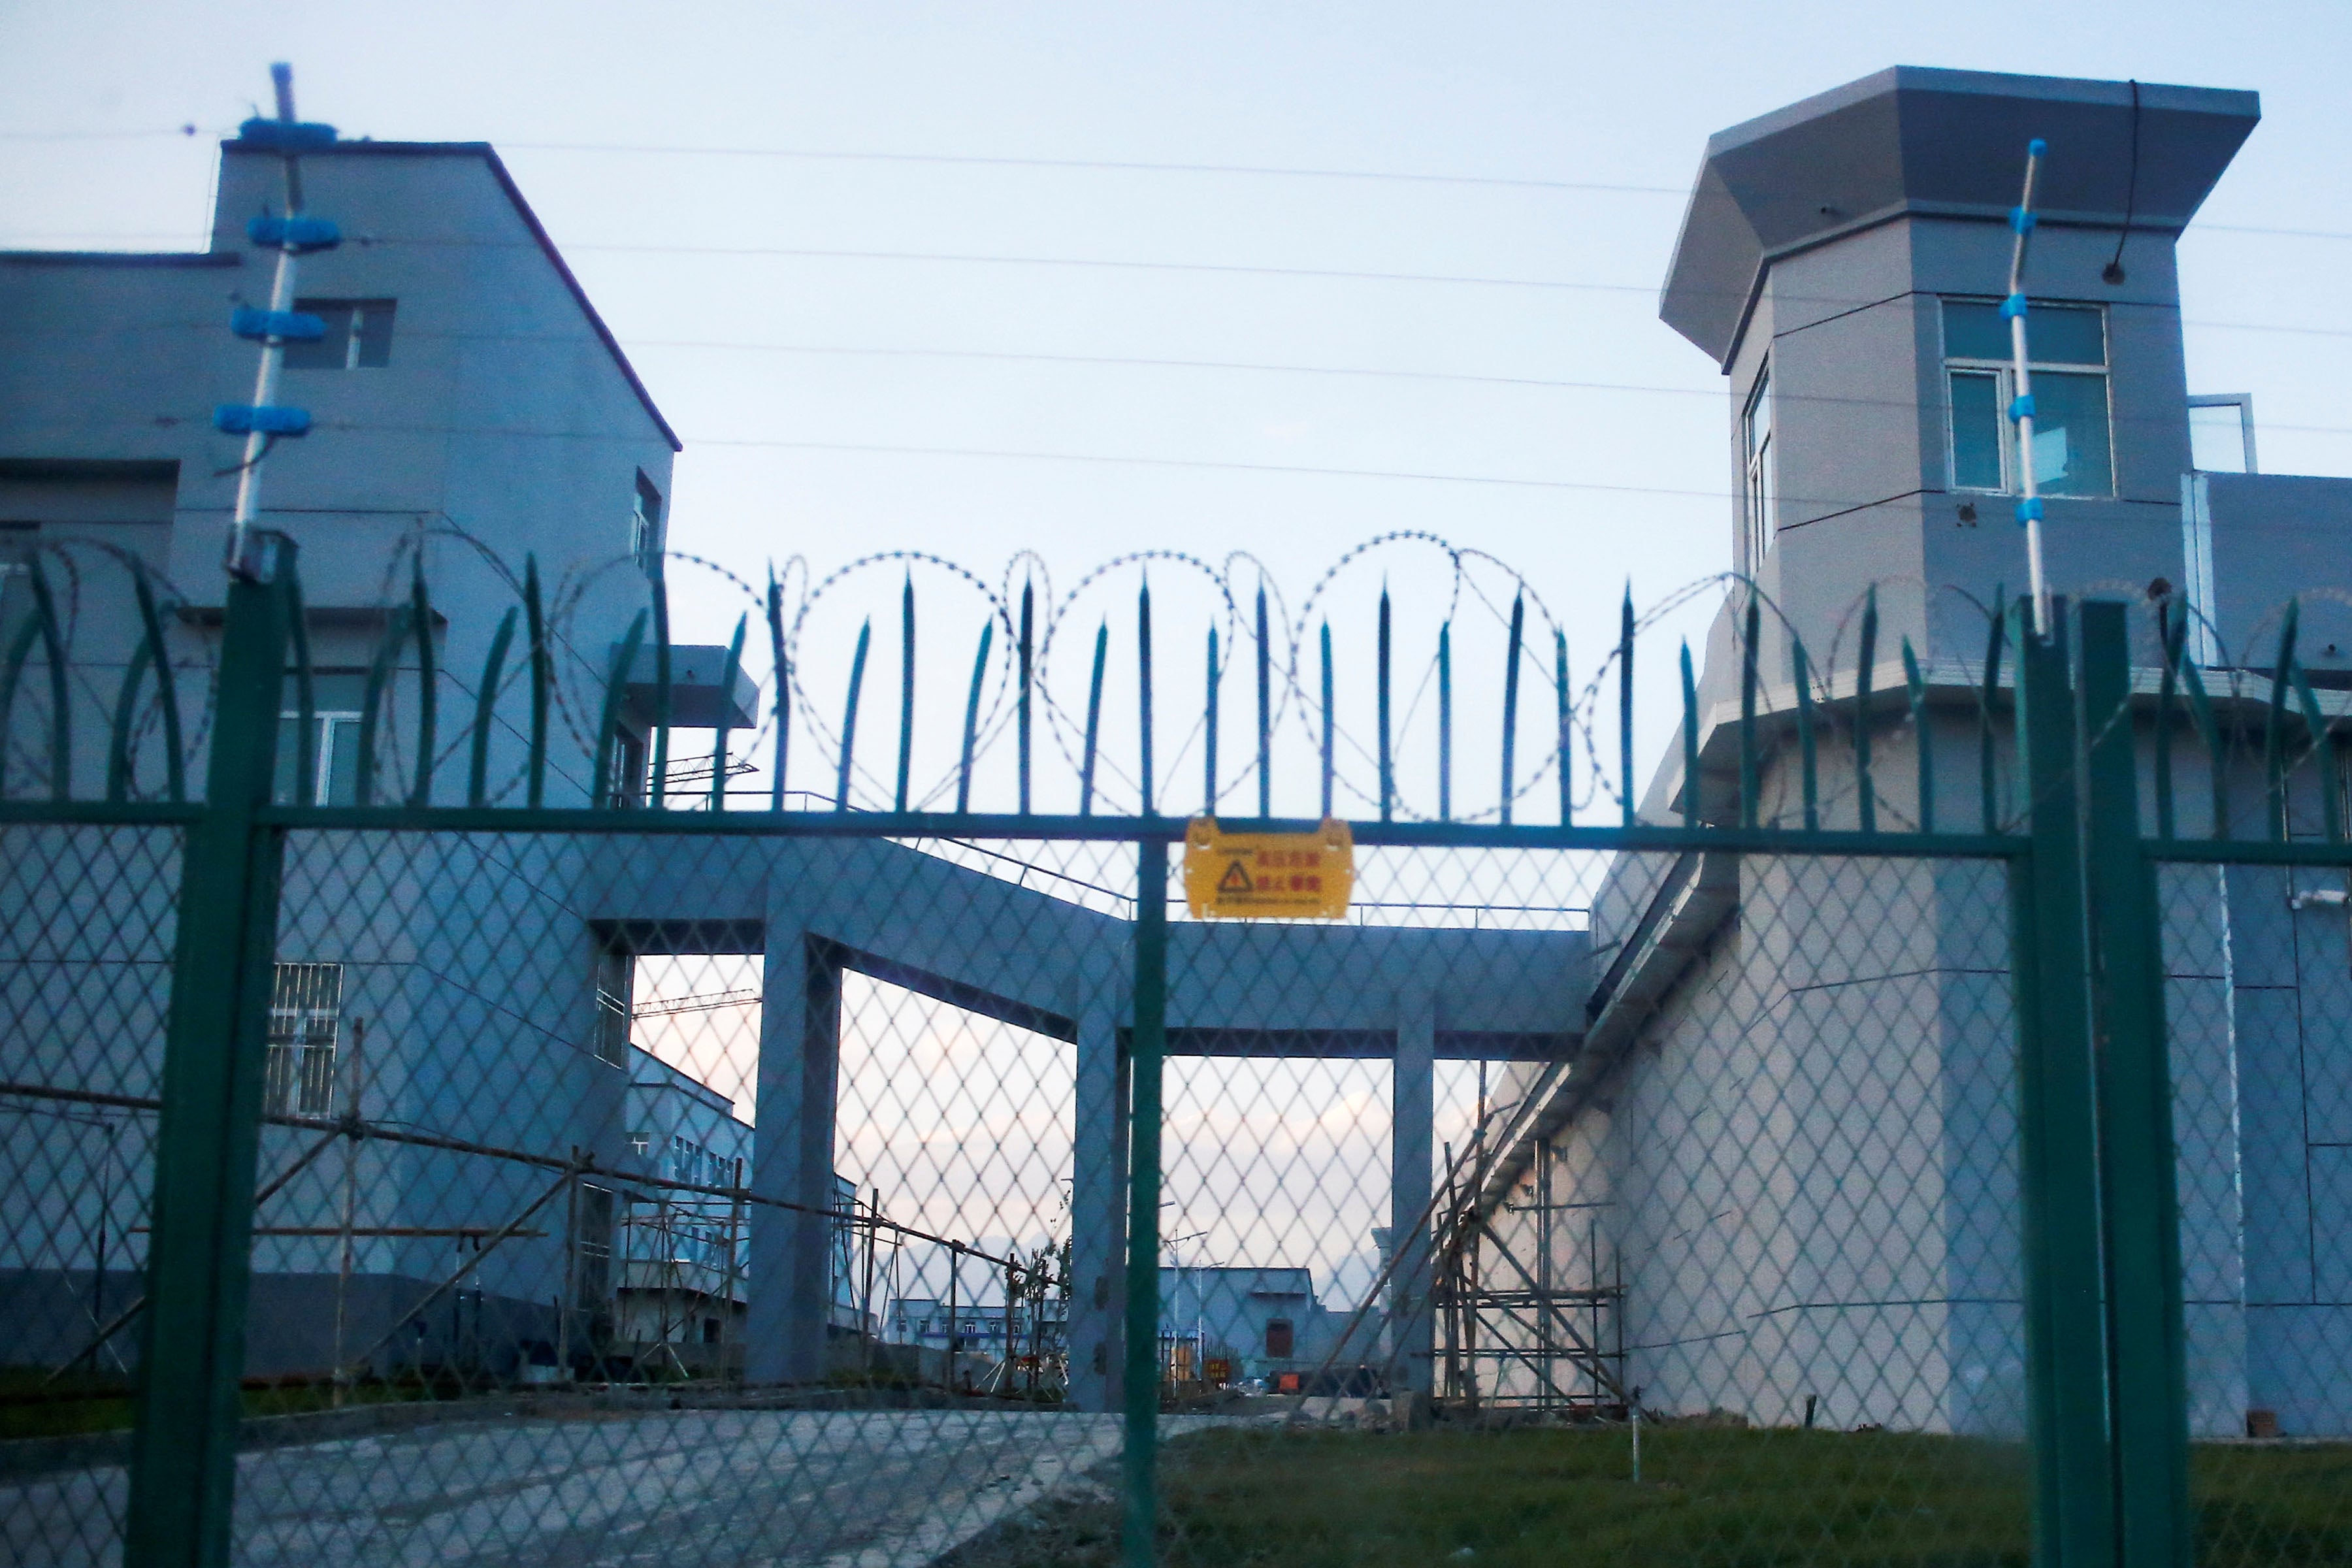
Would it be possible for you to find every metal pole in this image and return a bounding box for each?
[2010,600,2117,1568]
[125,543,293,1568]
[331,1017,365,1405]
[225,67,306,578]
[1122,836,1169,1568]
[2080,602,2191,1566]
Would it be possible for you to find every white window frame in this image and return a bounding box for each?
[279,709,363,804]
[1943,299,2114,497]
[1741,368,1776,574]
[2187,393,2259,475]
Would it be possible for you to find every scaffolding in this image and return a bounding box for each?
[1431,1121,1626,1417]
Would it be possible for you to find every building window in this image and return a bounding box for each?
[594,947,634,1066]
[273,710,364,804]
[266,962,344,1115]
[1264,1318,1294,1359]
[2189,393,2258,474]
[1942,298,2111,497]
[1741,369,1776,573]
[631,471,664,572]
[283,299,397,370]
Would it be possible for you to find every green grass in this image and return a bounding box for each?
[0,1368,486,1444]
[941,1424,2352,1568]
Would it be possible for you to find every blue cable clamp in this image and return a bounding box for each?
[214,404,312,437]
[2010,206,2036,235]
[246,214,342,252]
[1999,293,2029,319]
[2016,497,2044,525]
[235,118,337,152]
[2009,394,2036,422]
[230,306,326,342]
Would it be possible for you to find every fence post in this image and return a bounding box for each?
[2008,600,2117,1568]
[2079,601,2192,1567]
[125,540,293,1568]
[1122,835,1169,1567]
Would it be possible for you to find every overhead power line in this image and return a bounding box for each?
[3,126,2347,244]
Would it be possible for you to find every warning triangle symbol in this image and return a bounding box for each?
[1217,859,1254,895]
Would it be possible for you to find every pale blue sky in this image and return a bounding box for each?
[5,1,2349,817]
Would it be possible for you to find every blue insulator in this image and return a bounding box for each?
[2009,394,2037,422]
[2010,206,2036,235]
[1999,293,2029,319]
[2016,497,2044,525]
[246,214,341,252]
[236,118,337,152]
[2028,138,2048,158]
[214,404,312,437]
[231,306,326,342]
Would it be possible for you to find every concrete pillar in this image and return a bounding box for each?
[745,919,841,1384]
[1390,989,1435,1398]
[1067,938,1128,1412]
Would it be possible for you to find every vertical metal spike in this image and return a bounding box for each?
[649,565,672,810]
[1320,621,1335,820]
[838,618,871,813]
[1792,635,1819,832]
[1555,629,1572,827]
[1081,622,1107,816]
[526,556,549,809]
[594,610,648,808]
[1138,580,1155,816]
[1438,621,1454,823]
[1255,586,1271,818]
[1739,595,1759,828]
[2155,598,2180,841]
[1980,587,2006,833]
[712,612,747,813]
[354,604,404,808]
[1855,585,1878,834]
[0,564,52,800]
[135,559,186,804]
[1205,627,1220,814]
[1903,636,1933,834]
[2266,600,2299,841]
[410,563,436,809]
[956,621,992,814]
[1501,594,1524,826]
[2180,654,2223,840]
[1619,586,1635,827]
[1018,581,1034,816]
[1377,589,1393,823]
[284,561,314,806]
[468,607,518,808]
[110,561,184,804]
[2291,659,2341,843]
[107,640,155,805]
[895,576,916,813]
[764,568,787,812]
[1680,640,1699,830]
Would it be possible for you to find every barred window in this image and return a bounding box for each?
[265,962,343,1116]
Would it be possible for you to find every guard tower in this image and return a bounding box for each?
[1663,68,2259,693]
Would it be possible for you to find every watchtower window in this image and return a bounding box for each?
[1741,370,1776,572]
[284,299,396,370]
[1942,299,2111,498]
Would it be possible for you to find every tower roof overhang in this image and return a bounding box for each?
[1659,66,2260,369]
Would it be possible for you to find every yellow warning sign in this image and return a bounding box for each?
[1183,817,1354,920]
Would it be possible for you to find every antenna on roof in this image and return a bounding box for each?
[216,63,340,580]
[2004,138,2051,638]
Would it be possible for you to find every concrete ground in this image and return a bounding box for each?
[6,1409,1220,1567]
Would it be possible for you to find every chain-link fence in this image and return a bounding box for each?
[7,544,2352,1566]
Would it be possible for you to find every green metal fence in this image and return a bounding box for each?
[4,534,2349,1565]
